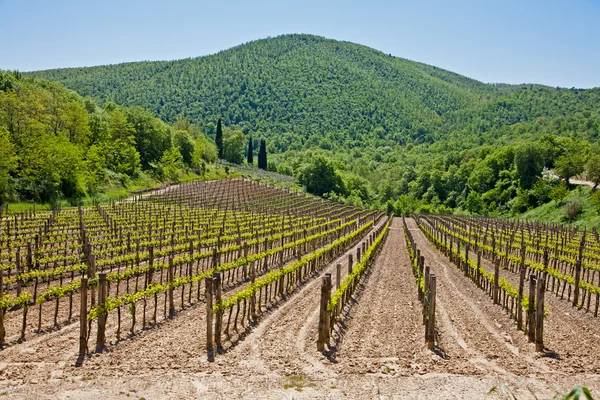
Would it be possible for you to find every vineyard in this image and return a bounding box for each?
[0,178,381,355]
[1,183,600,398]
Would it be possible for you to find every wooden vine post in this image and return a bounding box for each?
[168,257,175,317]
[205,276,214,356]
[535,276,546,352]
[336,264,341,289]
[464,243,469,276]
[423,266,430,325]
[317,273,332,351]
[15,251,21,297]
[89,252,96,307]
[573,248,583,308]
[79,277,88,358]
[348,254,353,274]
[96,272,107,353]
[214,272,223,352]
[493,259,500,305]
[517,267,526,330]
[250,262,256,319]
[427,274,436,350]
[528,275,537,342]
[0,268,4,346]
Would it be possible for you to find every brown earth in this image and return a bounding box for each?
[0,217,598,399]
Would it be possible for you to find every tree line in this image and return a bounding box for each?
[0,71,269,204]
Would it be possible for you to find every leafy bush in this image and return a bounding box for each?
[563,199,583,221]
[531,178,554,205]
[549,181,569,205]
[590,190,600,213]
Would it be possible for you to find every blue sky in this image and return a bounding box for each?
[0,0,598,88]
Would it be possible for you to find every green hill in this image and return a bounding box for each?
[25,35,518,142]
[29,34,600,147]
[23,34,600,219]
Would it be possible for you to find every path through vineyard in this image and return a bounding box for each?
[2,218,600,399]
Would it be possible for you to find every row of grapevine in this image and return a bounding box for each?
[316,215,392,351]
[415,214,547,351]
[0,178,374,353]
[426,214,600,314]
[402,217,436,349]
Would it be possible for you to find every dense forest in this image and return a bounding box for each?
[20,34,600,219]
[0,71,239,204]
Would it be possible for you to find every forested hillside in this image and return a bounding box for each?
[24,34,600,221]
[31,34,501,144]
[0,71,219,204]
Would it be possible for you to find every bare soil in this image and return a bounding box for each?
[0,217,599,399]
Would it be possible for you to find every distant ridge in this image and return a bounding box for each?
[28,33,600,147]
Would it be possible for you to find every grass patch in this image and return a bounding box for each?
[518,186,600,229]
[4,164,235,214]
[283,374,306,392]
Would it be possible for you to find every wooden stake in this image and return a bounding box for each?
[528,275,537,342]
[427,274,436,350]
[317,273,332,351]
[79,277,88,358]
[214,272,223,352]
[535,276,545,352]
[168,257,175,317]
[96,273,107,352]
[517,267,525,330]
[205,276,214,357]
[493,259,500,305]
[250,262,256,319]
[573,259,582,308]
[423,266,430,325]
[89,253,96,307]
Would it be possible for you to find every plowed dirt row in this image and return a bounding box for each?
[0,217,598,399]
[405,217,600,394]
[446,218,600,375]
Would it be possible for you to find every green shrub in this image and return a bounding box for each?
[563,199,583,221]
[591,190,600,214]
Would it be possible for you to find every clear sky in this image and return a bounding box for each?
[0,0,598,88]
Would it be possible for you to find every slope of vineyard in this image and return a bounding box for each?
[0,178,377,350]
[2,180,600,398]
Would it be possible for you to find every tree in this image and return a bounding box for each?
[464,191,484,214]
[223,129,245,164]
[555,153,585,187]
[586,155,600,190]
[247,136,254,165]
[549,181,569,205]
[258,138,267,170]
[172,129,195,166]
[159,147,184,182]
[215,118,223,159]
[125,107,170,169]
[514,143,544,189]
[298,156,345,197]
[85,144,106,194]
[192,135,218,164]
[0,128,15,201]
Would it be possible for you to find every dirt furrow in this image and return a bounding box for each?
[222,218,389,379]
[469,231,600,375]
[330,219,429,376]
[405,218,548,378]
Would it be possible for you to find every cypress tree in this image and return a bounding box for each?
[247,136,253,165]
[258,138,267,170]
[216,118,223,159]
